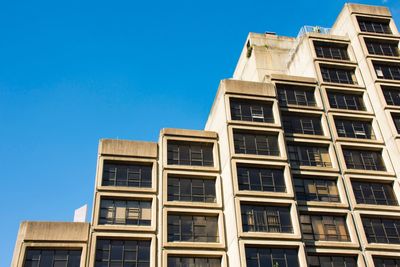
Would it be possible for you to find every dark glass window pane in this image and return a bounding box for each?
[276,84,316,107]
[99,198,152,226]
[241,204,293,233]
[237,165,286,192]
[102,161,152,188]
[24,249,82,267]
[373,256,400,267]
[343,148,386,171]
[374,63,400,80]
[362,217,400,244]
[327,91,365,111]
[294,177,339,203]
[383,86,400,106]
[308,254,357,267]
[365,38,399,57]
[230,98,274,123]
[245,246,299,267]
[358,17,392,34]
[167,141,214,166]
[282,113,323,135]
[167,176,216,203]
[167,214,219,242]
[95,239,151,267]
[334,118,375,139]
[168,256,221,267]
[320,66,356,84]
[314,41,349,60]
[233,131,279,156]
[392,114,400,133]
[288,144,331,168]
[352,181,397,206]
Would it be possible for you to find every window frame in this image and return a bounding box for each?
[324,88,368,113]
[162,250,227,267]
[229,97,275,124]
[313,40,350,61]
[276,83,318,108]
[319,65,358,85]
[357,16,392,35]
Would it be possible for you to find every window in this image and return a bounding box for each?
[167,214,219,242]
[343,148,386,171]
[373,256,400,267]
[245,246,299,267]
[24,249,81,267]
[95,239,150,267]
[241,204,293,233]
[362,216,400,244]
[327,91,366,111]
[308,255,357,267]
[392,113,400,133]
[314,41,349,60]
[167,141,214,166]
[230,98,274,123]
[99,198,151,226]
[167,176,216,203]
[320,66,357,84]
[374,63,400,80]
[288,144,332,168]
[102,161,152,188]
[277,84,316,107]
[233,131,279,156]
[358,17,392,34]
[168,256,221,267]
[352,181,397,206]
[334,118,375,139]
[294,177,339,202]
[300,214,350,241]
[282,113,323,135]
[383,86,400,106]
[365,38,399,57]
[237,165,286,192]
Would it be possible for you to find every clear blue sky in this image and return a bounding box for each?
[1,0,399,265]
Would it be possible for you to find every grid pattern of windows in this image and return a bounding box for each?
[362,217,400,244]
[277,84,316,107]
[24,249,81,267]
[334,118,375,139]
[95,239,150,267]
[374,63,400,80]
[237,165,286,192]
[167,214,219,242]
[314,41,349,60]
[352,181,397,206]
[300,214,350,241]
[288,144,332,168]
[294,177,339,202]
[343,149,386,171]
[282,114,323,135]
[308,255,357,267]
[233,131,279,156]
[168,256,221,267]
[358,18,392,34]
[327,91,365,111]
[373,257,400,267]
[230,98,274,123]
[102,161,152,188]
[366,39,399,57]
[320,66,356,84]
[99,198,151,226]
[383,86,400,106]
[241,204,293,233]
[392,113,400,133]
[167,141,214,166]
[245,247,299,267]
[167,176,216,203]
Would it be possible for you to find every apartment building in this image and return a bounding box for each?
[11,3,400,267]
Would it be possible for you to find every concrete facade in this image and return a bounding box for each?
[12,3,400,267]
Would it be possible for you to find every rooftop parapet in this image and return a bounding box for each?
[98,139,158,158]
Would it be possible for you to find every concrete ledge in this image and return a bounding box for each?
[99,139,157,158]
[221,79,276,97]
[161,128,217,139]
[346,3,391,17]
[20,221,90,242]
[270,73,317,84]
